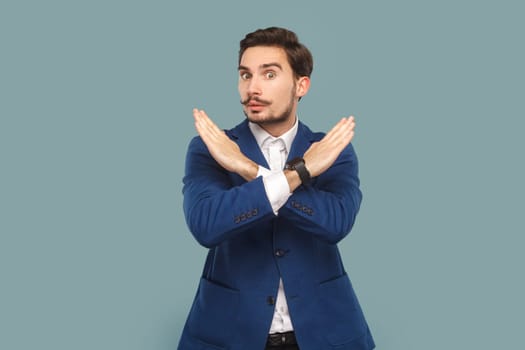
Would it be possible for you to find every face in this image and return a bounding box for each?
[238,46,309,136]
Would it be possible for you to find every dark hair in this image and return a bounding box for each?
[239,27,313,79]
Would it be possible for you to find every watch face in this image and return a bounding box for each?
[286,157,311,185]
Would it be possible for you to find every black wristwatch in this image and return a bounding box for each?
[285,157,312,185]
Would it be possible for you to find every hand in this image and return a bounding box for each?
[193,108,258,181]
[303,116,355,177]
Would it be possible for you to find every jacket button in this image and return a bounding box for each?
[275,249,285,257]
[267,296,275,305]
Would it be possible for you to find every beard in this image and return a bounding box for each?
[241,85,296,127]
[242,100,294,126]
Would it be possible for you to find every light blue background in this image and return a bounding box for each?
[1,1,524,349]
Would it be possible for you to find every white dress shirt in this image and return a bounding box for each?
[248,118,297,334]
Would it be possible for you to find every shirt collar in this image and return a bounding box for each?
[248,117,299,153]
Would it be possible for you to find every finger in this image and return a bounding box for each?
[197,109,225,139]
[193,109,217,143]
[330,116,354,134]
[194,109,211,127]
[193,108,209,123]
[193,109,208,131]
[340,116,356,144]
[323,120,355,150]
[323,117,352,143]
[194,109,222,141]
[335,116,355,137]
[193,109,207,131]
[348,119,356,133]
[193,108,204,131]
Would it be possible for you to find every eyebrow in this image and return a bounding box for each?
[238,62,283,71]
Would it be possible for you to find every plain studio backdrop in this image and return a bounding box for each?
[1,1,523,349]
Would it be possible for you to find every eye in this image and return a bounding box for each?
[265,71,276,79]
[240,72,251,80]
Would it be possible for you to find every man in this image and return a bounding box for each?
[178,27,375,350]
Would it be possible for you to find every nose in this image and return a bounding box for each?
[246,76,262,96]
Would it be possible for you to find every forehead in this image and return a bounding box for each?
[239,46,290,71]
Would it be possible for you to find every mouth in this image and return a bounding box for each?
[246,103,266,112]
[241,97,271,106]
[244,98,270,113]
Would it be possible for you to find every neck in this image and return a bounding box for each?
[259,115,297,137]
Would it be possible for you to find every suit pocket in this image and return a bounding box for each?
[318,274,367,346]
[187,278,240,348]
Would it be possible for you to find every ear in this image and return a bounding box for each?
[295,76,311,98]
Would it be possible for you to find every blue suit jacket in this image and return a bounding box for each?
[178,119,375,350]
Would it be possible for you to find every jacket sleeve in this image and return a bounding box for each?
[182,136,275,248]
[279,143,363,244]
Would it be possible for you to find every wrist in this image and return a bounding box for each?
[285,157,312,185]
[237,158,259,181]
[284,169,302,193]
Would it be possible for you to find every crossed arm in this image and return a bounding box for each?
[192,108,356,192]
[184,109,361,247]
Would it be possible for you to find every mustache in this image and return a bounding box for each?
[240,96,271,105]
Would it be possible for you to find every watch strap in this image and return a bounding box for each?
[285,157,311,185]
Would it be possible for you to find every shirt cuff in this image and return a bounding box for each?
[259,166,291,215]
